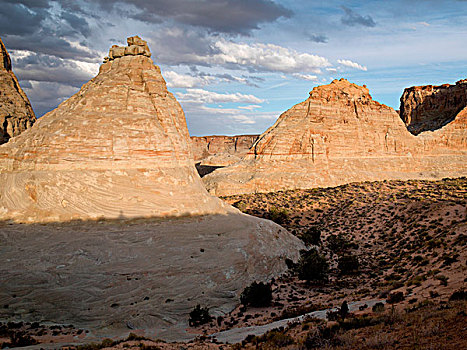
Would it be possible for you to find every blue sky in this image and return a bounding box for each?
[1,0,466,136]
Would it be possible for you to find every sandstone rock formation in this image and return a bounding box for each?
[191,134,259,166]
[400,79,467,135]
[0,37,35,144]
[0,37,304,340]
[204,79,467,196]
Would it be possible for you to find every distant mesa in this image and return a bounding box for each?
[191,134,260,176]
[0,37,36,144]
[191,134,260,164]
[0,36,303,339]
[203,78,467,196]
[400,79,467,135]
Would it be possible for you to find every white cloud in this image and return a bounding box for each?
[337,59,368,71]
[238,104,262,110]
[293,73,318,81]
[201,40,331,73]
[326,68,337,73]
[176,88,264,104]
[164,71,214,88]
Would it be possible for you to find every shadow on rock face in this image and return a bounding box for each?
[0,213,303,341]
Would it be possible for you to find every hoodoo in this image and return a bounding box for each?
[0,37,35,144]
[203,79,467,196]
[0,37,303,340]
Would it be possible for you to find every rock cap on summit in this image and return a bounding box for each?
[104,35,151,63]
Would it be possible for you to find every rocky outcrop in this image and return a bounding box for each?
[400,79,467,135]
[0,37,304,339]
[191,134,259,165]
[204,79,466,196]
[0,37,35,144]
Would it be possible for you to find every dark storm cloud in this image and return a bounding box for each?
[305,32,328,43]
[60,11,91,37]
[0,0,96,60]
[0,1,48,36]
[91,0,293,35]
[149,28,218,65]
[4,34,97,61]
[12,53,93,87]
[341,6,376,27]
[23,81,80,117]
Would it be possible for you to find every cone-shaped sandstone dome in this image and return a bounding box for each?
[0,36,227,222]
[0,37,304,340]
[204,79,466,196]
[0,37,36,144]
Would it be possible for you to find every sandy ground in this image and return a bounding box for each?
[1,178,465,349]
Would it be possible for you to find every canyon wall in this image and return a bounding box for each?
[0,37,35,144]
[204,79,466,196]
[191,134,259,166]
[399,79,467,135]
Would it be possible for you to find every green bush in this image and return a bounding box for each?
[188,304,212,327]
[297,249,329,283]
[327,234,353,253]
[268,206,289,225]
[301,226,322,246]
[372,302,385,313]
[338,254,359,274]
[386,291,404,304]
[240,281,272,307]
[449,289,466,301]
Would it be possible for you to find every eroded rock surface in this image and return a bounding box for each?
[0,37,35,144]
[204,79,466,196]
[400,79,467,135]
[191,134,259,166]
[0,37,304,340]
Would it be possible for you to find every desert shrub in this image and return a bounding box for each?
[326,309,340,321]
[327,234,354,253]
[262,329,294,347]
[386,291,404,304]
[240,281,272,307]
[3,331,38,348]
[232,200,247,212]
[268,206,289,225]
[406,275,426,287]
[304,324,340,349]
[285,258,297,270]
[338,315,382,330]
[276,303,324,320]
[340,301,349,319]
[435,274,449,286]
[297,249,329,283]
[188,304,212,327]
[327,301,349,321]
[338,254,359,274]
[301,226,322,246]
[126,333,150,341]
[372,302,385,313]
[449,289,466,301]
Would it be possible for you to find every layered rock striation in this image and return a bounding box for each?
[400,79,467,135]
[191,134,259,167]
[0,37,35,144]
[0,37,304,339]
[0,35,225,222]
[204,79,467,196]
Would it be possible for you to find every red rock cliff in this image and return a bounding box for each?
[204,79,466,196]
[191,134,259,161]
[0,37,36,144]
[399,79,467,135]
